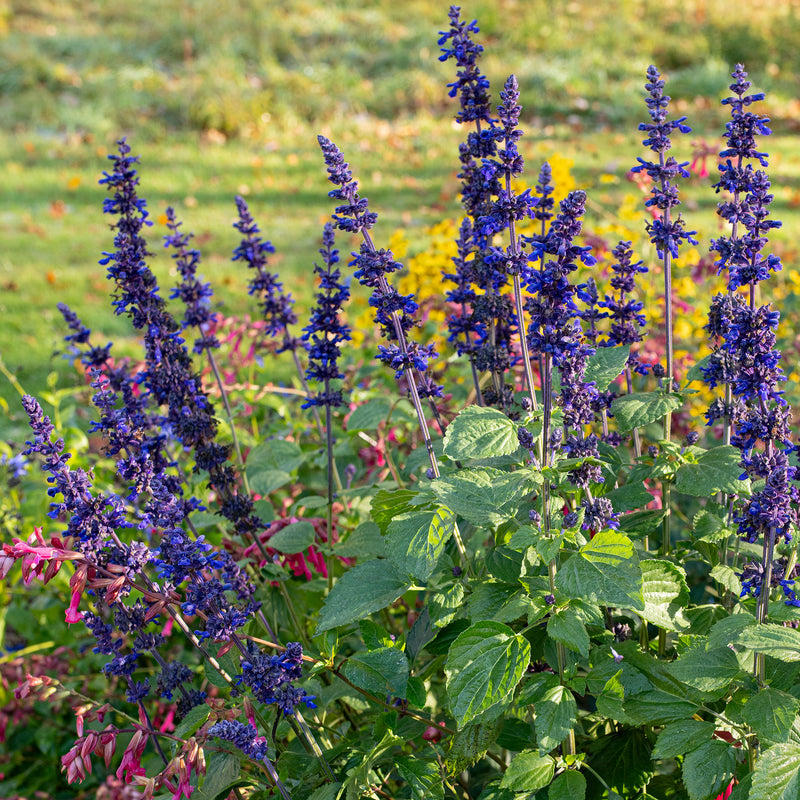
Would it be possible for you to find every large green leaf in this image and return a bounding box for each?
[266,520,316,554]
[445,717,503,775]
[652,720,715,759]
[246,439,304,494]
[371,489,418,533]
[682,740,737,800]
[750,741,800,800]
[445,621,531,728]
[611,390,684,433]
[547,607,590,658]
[639,559,689,631]
[624,689,698,725]
[670,642,742,696]
[555,529,644,610]
[195,753,242,800]
[675,445,750,497]
[342,646,409,698]
[396,757,444,800]
[385,506,455,582]
[584,344,630,391]
[348,398,391,430]
[535,684,577,755]
[499,750,555,792]
[316,560,410,633]
[742,687,800,745]
[737,624,800,661]
[604,481,654,513]
[548,770,587,800]
[431,467,540,527]
[443,405,522,461]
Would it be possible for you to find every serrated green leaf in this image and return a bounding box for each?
[348,398,391,430]
[496,717,535,752]
[708,613,756,650]
[445,717,503,775]
[499,750,555,792]
[711,564,743,596]
[652,720,715,759]
[307,784,343,800]
[618,509,667,539]
[371,489,418,533]
[443,405,521,461]
[547,607,590,658]
[173,704,211,740]
[548,770,586,800]
[675,445,750,497]
[195,753,241,800]
[589,729,654,794]
[429,583,465,629]
[585,344,630,391]
[431,467,539,527]
[639,559,690,631]
[535,684,577,755]
[405,607,435,664]
[396,756,443,800]
[737,624,800,661]
[611,390,683,434]
[406,675,427,707]
[682,740,737,800]
[336,521,385,559]
[385,506,455,582]
[266,520,316,554]
[316,560,410,633]
[247,439,304,494]
[624,689,698,725]
[604,481,654,513]
[750,741,800,800]
[468,581,531,624]
[445,621,531,728]
[670,643,742,696]
[742,687,800,745]
[517,671,561,707]
[555,529,644,610]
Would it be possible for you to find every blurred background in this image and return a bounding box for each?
[2,0,800,430]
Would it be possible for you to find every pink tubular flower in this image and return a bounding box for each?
[714,781,735,800]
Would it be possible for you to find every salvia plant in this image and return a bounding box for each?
[4,7,800,800]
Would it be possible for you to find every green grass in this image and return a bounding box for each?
[3,0,800,439]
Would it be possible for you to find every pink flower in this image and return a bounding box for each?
[714,781,735,800]
[65,587,83,624]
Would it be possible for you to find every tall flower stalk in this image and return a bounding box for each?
[317,134,466,560]
[632,68,696,654]
[302,223,351,591]
[701,65,797,682]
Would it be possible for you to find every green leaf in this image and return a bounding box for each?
[496,717,535,752]
[675,445,750,497]
[710,564,743,596]
[396,757,443,800]
[547,607,590,658]
[585,344,630,390]
[307,785,343,800]
[737,624,800,661]
[535,684,577,755]
[682,740,737,800]
[555,529,644,610]
[445,621,531,728]
[371,489,418,533]
[431,467,540,527]
[316,560,410,633]
[652,720,715,759]
[429,584,465,628]
[499,750,555,792]
[468,581,531,624]
[639,559,690,631]
[405,607,435,664]
[618,509,667,539]
[611,390,684,434]
[196,753,241,800]
[266,520,316,554]
[750,741,800,800]
[173,703,211,740]
[604,481,654,513]
[445,717,503,775]
[548,770,587,800]
[247,439,304,494]
[708,613,756,650]
[589,729,654,794]
[742,687,800,745]
[624,689,698,725]
[385,506,455,582]
[670,643,742,696]
[348,398,391,430]
[336,521,385,559]
[443,405,521,461]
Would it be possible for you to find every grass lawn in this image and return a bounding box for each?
[3,0,800,440]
